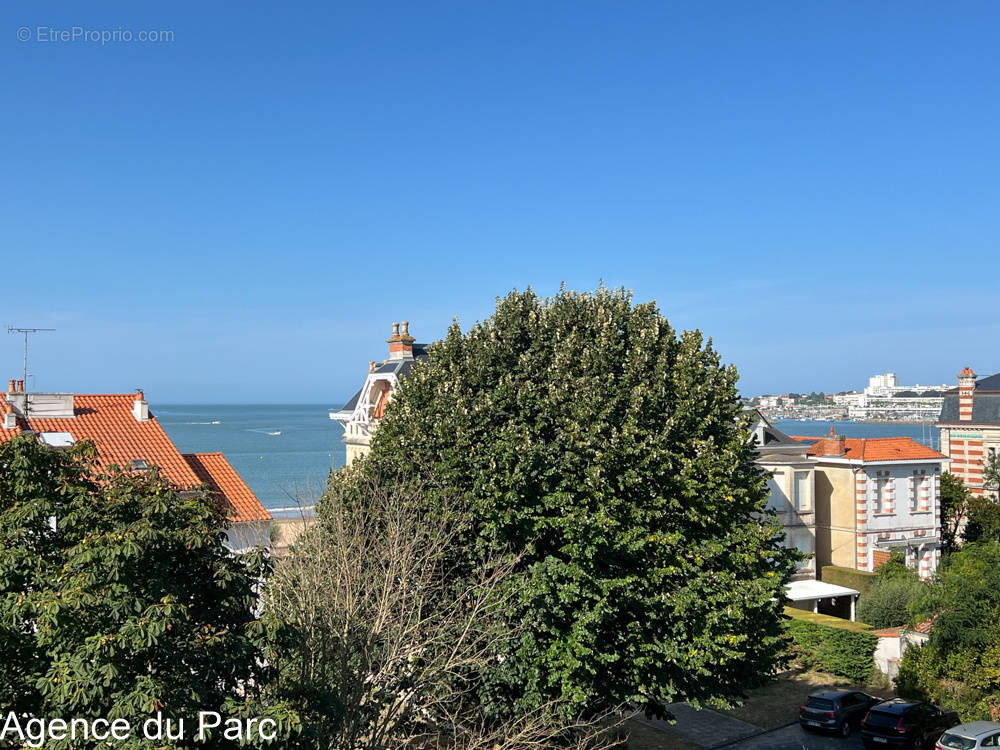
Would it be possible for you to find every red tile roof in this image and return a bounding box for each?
[184,452,271,523]
[872,627,901,638]
[792,435,947,463]
[0,393,270,524]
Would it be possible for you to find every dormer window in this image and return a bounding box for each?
[39,432,75,449]
[130,459,149,471]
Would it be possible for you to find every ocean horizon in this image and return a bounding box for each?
[154,403,346,510]
[150,405,943,512]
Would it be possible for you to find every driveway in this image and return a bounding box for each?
[724,723,865,750]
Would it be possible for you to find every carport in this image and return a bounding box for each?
[785,580,861,621]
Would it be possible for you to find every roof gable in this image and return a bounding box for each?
[1,393,269,523]
[183,452,270,523]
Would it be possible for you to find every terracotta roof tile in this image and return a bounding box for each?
[1,393,269,524]
[872,627,901,638]
[183,452,271,523]
[793,435,946,463]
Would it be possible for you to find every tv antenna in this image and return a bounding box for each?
[7,326,55,390]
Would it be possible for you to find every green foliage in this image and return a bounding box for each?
[783,606,874,633]
[785,610,878,683]
[873,549,918,584]
[338,287,799,720]
[0,434,329,748]
[896,542,1000,721]
[965,487,1000,545]
[821,565,875,595]
[984,454,1000,500]
[857,578,926,630]
[941,472,971,555]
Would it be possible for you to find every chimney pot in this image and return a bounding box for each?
[401,321,409,336]
[369,361,376,373]
[136,389,144,402]
[17,379,24,393]
[392,322,400,336]
[8,379,14,393]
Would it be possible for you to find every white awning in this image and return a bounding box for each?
[785,580,860,602]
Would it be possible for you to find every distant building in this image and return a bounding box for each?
[866,373,900,397]
[843,373,950,421]
[752,412,817,581]
[331,322,428,466]
[0,382,271,551]
[938,368,1000,495]
[797,430,946,579]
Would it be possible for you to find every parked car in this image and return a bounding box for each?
[936,722,1000,749]
[800,689,882,736]
[861,698,959,750]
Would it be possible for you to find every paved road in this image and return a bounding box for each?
[723,724,865,750]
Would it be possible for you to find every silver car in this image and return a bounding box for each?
[937,722,1000,749]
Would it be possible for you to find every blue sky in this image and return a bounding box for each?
[2,1,998,402]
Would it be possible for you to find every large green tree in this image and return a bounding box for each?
[0,434,330,748]
[940,472,971,555]
[341,287,798,719]
[897,541,1000,720]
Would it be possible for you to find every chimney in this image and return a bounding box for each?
[17,379,24,393]
[958,367,976,422]
[2,412,15,429]
[132,390,150,422]
[817,426,846,456]
[386,320,415,360]
[8,379,14,394]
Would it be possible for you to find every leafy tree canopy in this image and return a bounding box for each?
[940,472,971,555]
[339,286,798,720]
[0,434,325,748]
[898,542,1000,720]
[964,494,1000,545]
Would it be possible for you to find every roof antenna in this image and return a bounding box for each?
[7,326,55,394]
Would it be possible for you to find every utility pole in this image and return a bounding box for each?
[7,326,54,391]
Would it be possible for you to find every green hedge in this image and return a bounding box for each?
[821,565,876,595]
[785,607,879,682]
[784,606,874,632]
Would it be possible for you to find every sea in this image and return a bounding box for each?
[154,404,346,511]
[151,406,943,512]
[773,419,942,451]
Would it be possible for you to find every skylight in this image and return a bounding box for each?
[39,432,75,448]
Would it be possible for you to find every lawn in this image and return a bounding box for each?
[720,669,896,729]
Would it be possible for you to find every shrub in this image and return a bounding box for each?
[821,565,875,595]
[858,578,926,629]
[785,608,878,683]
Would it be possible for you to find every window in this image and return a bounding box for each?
[871,476,888,513]
[793,471,811,511]
[909,475,917,511]
[766,471,787,511]
[130,459,149,471]
[873,475,894,514]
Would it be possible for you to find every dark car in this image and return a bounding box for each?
[800,689,882,736]
[861,698,960,750]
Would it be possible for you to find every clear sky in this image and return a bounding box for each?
[2,1,998,403]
